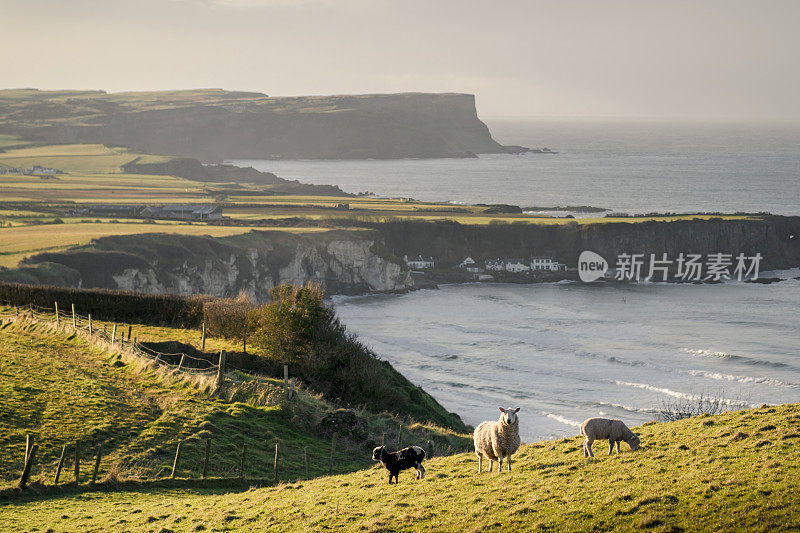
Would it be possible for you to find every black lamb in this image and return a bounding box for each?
[371,445,426,484]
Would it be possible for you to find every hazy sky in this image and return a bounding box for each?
[3,0,799,121]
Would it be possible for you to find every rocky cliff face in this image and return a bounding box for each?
[5,217,798,296]
[0,89,524,161]
[371,216,800,272]
[11,230,412,300]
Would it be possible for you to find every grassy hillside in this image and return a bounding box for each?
[0,318,470,489]
[2,401,797,531]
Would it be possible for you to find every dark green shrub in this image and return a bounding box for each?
[247,283,469,432]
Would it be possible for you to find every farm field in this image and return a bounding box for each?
[0,223,328,268]
[0,144,170,174]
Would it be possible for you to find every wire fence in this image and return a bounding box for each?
[2,302,439,493]
[3,302,353,490]
[3,302,221,376]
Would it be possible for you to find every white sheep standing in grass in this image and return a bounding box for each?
[580,417,641,457]
[473,407,521,472]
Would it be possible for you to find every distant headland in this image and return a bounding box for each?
[0,89,541,161]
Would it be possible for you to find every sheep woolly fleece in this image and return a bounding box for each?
[580,417,641,457]
[473,407,521,470]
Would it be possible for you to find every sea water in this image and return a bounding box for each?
[332,275,800,441]
[230,120,800,440]
[230,119,800,216]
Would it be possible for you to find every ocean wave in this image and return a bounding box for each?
[683,348,732,359]
[682,348,792,369]
[686,369,796,388]
[544,412,582,428]
[614,380,758,408]
[593,401,658,415]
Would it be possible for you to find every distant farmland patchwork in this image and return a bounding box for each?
[0,140,759,271]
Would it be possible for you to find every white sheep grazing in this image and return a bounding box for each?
[473,407,521,472]
[580,417,641,457]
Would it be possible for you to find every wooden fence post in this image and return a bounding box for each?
[329,432,337,476]
[283,365,289,387]
[54,445,66,485]
[91,447,102,484]
[71,304,76,331]
[127,324,132,342]
[273,443,278,483]
[18,444,38,489]
[111,324,117,345]
[289,377,295,399]
[240,444,247,480]
[74,442,80,485]
[25,434,33,463]
[88,314,92,336]
[201,321,206,351]
[427,440,433,458]
[304,446,309,480]
[216,351,226,387]
[177,354,186,371]
[202,439,211,480]
[171,442,182,479]
[55,301,59,326]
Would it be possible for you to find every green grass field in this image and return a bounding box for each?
[0,134,31,149]
[0,223,329,267]
[2,370,796,532]
[0,144,169,174]
[0,317,469,491]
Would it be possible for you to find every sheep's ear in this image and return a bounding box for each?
[499,407,506,413]
[514,408,520,413]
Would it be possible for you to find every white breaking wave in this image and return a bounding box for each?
[614,380,758,408]
[682,348,732,359]
[544,412,582,428]
[595,401,658,414]
[687,369,795,388]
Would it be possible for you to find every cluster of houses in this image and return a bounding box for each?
[465,256,567,273]
[0,165,63,175]
[71,204,224,222]
[403,254,567,274]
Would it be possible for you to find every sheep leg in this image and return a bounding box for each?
[616,441,621,453]
[416,463,426,480]
[489,460,493,473]
[507,456,512,471]
[498,457,504,472]
[478,455,482,473]
[608,439,614,455]
[585,438,594,457]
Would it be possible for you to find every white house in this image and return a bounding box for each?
[531,256,556,270]
[531,255,568,271]
[404,255,435,269]
[457,256,484,273]
[504,258,531,273]
[485,258,505,271]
